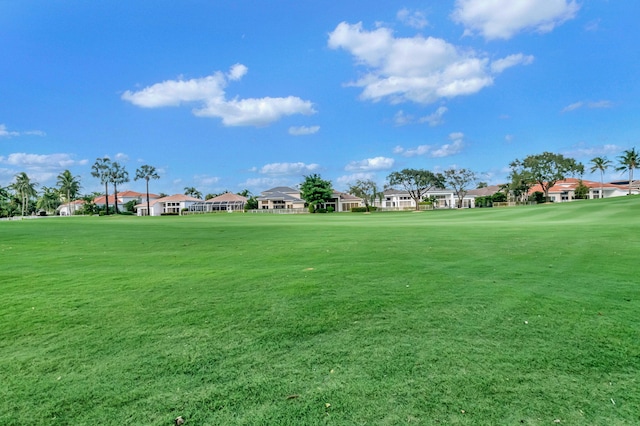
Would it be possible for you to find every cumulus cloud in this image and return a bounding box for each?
[0,153,88,186]
[289,125,320,136]
[420,106,449,126]
[394,106,448,126]
[258,162,320,175]
[0,124,46,138]
[452,0,580,40]
[561,100,613,113]
[194,174,220,187]
[397,8,429,29]
[328,21,533,105]
[336,172,376,188]
[122,64,316,127]
[345,156,394,172]
[394,132,465,158]
[562,143,622,159]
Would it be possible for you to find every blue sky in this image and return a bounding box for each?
[1,1,638,196]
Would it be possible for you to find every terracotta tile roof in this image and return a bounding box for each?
[528,178,627,194]
[205,192,247,203]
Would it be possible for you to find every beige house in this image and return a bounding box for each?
[256,186,363,212]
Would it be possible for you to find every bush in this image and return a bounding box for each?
[161,212,180,216]
[327,206,334,213]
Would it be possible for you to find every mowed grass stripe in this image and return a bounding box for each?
[1,197,639,425]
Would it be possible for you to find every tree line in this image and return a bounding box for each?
[1,148,638,217]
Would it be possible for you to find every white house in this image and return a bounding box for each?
[136,194,202,216]
[57,199,85,216]
[374,188,476,210]
[94,190,158,212]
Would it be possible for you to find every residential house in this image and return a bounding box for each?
[57,199,85,216]
[257,187,306,210]
[94,190,158,212]
[256,186,363,212]
[188,192,247,213]
[136,194,202,216]
[374,188,476,210]
[528,178,633,202]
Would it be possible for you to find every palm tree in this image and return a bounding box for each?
[109,162,129,214]
[56,169,81,216]
[589,156,611,199]
[184,186,202,199]
[135,165,160,217]
[37,186,61,215]
[616,147,639,195]
[91,157,112,214]
[10,172,38,216]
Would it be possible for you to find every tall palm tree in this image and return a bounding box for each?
[10,172,38,216]
[91,157,112,214]
[184,186,202,199]
[37,186,61,215]
[109,162,129,214]
[135,165,160,217]
[616,147,639,195]
[56,169,82,216]
[589,156,611,199]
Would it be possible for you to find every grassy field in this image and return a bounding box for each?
[1,197,639,425]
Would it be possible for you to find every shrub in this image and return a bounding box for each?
[327,206,334,213]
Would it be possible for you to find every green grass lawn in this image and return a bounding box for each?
[1,198,639,425]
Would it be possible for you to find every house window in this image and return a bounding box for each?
[561,191,569,201]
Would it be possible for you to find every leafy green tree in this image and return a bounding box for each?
[506,170,534,203]
[387,168,444,211]
[56,169,81,216]
[36,186,61,214]
[184,187,202,199]
[509,152,584,202]
[237,189,252,198]
[300,174,333,212]
[443,168,476,208]
[91,157,112,214]
[589,156,611,199]
[476,182,488,189]
[10,172,38,216]
[109,162,129,214]
[616,147,639,195]
[245,196,258,210]
[348,179,381,212]
[574,180,589,199]
[135,165,160,216]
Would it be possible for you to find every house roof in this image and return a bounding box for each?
[205,192,247,203]
[466,185,503,197]
[135,193,202,209]
[261,186,299,195]
[528,178,627,194]
[333,191,362,201]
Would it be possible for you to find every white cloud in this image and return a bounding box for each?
[562,100,613,113]
[0,124,46,138]
[258,162,320,175]
[491,54,534,73]
[452,0,580,40]
[420,106,448,126]
[328,21,532,105]
[122,65,316,127]
[336,172,376,188]
[114,152,129,162]
[0,153,88,186]
[397,8,429,29]
[395,144,431,157]
[395,132,465,158]
[193,174,220,187]
[431,132,465,158]
[345,156,394,172]
[241,177,297,191]
[394,106,448,126]
[289,125,320,136]
[562,143,622,159]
